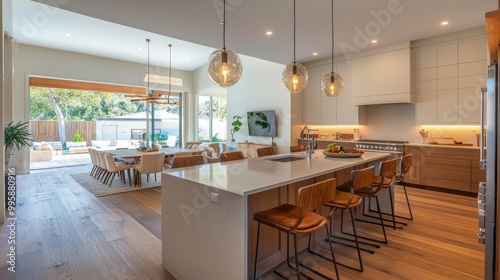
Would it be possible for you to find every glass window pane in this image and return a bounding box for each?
[211,96,227,142]
[197,95,211,141]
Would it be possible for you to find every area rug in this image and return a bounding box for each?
[70,172,161,197]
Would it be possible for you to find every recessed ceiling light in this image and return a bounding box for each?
[266,31,273,35]
[185,58,190,61]
[441,21,449,26]
[313,52,318,56]
[65,33,71,37]
[137,47,142,51]
[371,39,378,44]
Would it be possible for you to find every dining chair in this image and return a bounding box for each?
[253,178,340,280]
[170,155,205,169]
[89,148,98,177]
[256,146,275,157]
[97,150,110,182]
[104,153,133,187]
[133,152,166,187]
[184,141,202,148]
[220,151,245,162]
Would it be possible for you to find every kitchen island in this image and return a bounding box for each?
[161,150,390,280]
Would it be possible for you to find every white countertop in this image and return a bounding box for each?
[405,142,481,149]
[163,150,390,196]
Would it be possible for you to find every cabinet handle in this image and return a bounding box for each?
[479,87,486,170]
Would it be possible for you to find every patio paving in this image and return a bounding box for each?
[30,151,92,170]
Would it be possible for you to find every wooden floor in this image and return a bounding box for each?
[0,164,484,280]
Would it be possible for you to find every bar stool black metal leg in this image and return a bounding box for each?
[293,234,300,280]
[375,196,388,244]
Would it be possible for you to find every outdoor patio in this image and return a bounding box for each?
[30,151,92,170]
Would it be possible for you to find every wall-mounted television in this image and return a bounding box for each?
[247,110,277,137]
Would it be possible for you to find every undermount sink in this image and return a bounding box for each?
[264,156,306,163]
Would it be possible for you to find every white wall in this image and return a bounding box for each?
[13,44,194,173]
[191,62,226,144]
[226,55,291,154]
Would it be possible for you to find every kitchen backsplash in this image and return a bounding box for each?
[307,104,481,146]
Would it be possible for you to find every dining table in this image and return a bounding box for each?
[103,147,198,163]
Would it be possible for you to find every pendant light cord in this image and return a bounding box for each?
[293,0,296,64]
[146,39,150,96]
[331,0,334,73]
[223,0,226,50]
[168,44,172,102]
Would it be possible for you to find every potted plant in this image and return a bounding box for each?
[230,116,242,141]
[66,132,86,148]
[228,115,243,151]
[4,121,32,169]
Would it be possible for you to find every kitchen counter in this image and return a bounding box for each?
[405,142,481,149]
[161,150,391,280]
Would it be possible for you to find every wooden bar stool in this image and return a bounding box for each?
[395,154,414,220]
[323,166,377,272]
[220,151,245,162]
[289,145,306,152]
[361,158,400,230]
[253,178,340,280]
[256,146,275,157]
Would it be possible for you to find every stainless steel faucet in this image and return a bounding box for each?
[305,128,313,159]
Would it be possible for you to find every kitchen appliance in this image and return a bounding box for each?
[354,139,407,154]
[479,61,499,280]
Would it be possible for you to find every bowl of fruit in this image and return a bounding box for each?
[323,143,365,158]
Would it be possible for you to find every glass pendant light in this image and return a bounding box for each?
[282,0,308,94]
[321,0,344,97]
[208,0,242,87]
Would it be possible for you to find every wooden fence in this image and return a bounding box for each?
[29,120,96,146]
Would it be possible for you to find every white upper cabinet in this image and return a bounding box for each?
[351,43,414,105]
[302,59,364,125]
[414,34,487,124]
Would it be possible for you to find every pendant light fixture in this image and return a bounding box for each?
[321,0,344,97]
[208,0,242,87]
[282,0,308,94]
[127,40,181,105]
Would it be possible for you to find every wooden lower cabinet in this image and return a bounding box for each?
[425,157,471,192]
[405,145,485,193]
[404,145,425,185]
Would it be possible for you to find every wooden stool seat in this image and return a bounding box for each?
[328,191,362,208]
[254,204,327,233]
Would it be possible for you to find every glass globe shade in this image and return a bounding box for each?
[208,48,243,88]
[282,63,308,94]
[321,72,344,97]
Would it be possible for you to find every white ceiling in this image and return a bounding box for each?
[11,0,499,71]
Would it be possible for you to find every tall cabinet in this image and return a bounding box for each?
[414,31,487,124]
